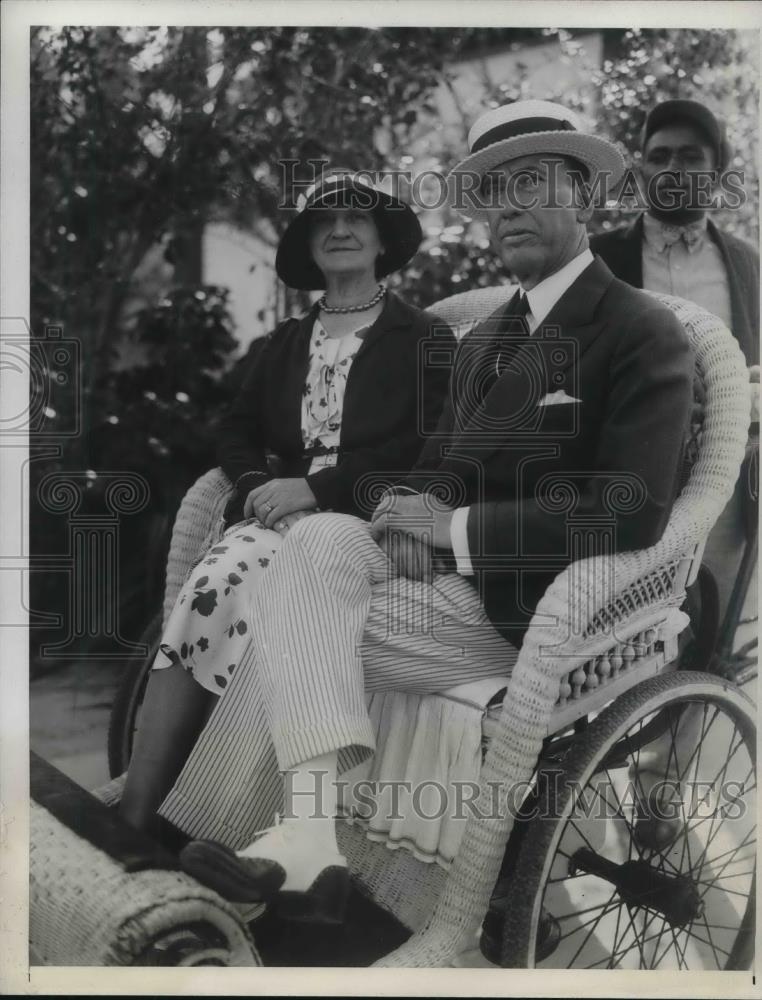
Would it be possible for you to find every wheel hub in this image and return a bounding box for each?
[569,847,704,928]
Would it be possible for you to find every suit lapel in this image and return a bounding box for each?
[442,258,615,475]
[453,289,524,427]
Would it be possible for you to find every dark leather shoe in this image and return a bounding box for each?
[180,837,351,925]
[180,839,286,903]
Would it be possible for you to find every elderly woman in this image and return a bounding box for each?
[119,173,455,843]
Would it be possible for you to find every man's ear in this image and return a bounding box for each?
[576,202,594,225]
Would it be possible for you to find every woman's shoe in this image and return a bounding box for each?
[180,819,351,925]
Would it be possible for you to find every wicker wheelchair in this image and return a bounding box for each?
[31,288,755,970]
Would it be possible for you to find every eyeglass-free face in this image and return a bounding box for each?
[308,209,383,281]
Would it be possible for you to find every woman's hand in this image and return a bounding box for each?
[272,509,315,536]
[246,478,318,528]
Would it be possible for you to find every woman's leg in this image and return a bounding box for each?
[119,664,216,835]
[119,520,283,834]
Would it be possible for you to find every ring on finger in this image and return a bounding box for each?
[265,502,274,512]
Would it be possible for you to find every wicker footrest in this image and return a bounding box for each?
[29,756,261,967]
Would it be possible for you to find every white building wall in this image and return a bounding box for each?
[202,222,280,354]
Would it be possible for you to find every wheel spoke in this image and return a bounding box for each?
[648,908,672,968]
[608,896,626,969]
[565,890,619,967]
[700,840,756,872]
[697,882,754,900]
[690,919,733,963]
[568,817,601,857]
[621,717,652,862]
[553,897,626,923]
[697,869,756,882]
[652,921,681,969]
[688,725,748,874]
[668,924,689,970]
[554,899,628,940]
[528,684,755,971]
[664,706,695,875]
[621,904,648,967]
[698,825,757,901]
[598,917,695,969]
[676,702,717,785]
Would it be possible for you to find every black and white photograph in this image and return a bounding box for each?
[1,1,760,992]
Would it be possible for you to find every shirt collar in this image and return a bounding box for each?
[520,248,594,329]
[643,212,708,254]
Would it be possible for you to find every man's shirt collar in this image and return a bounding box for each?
[643,212,708,254]
[520,248,594,330]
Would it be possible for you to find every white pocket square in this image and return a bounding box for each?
[538,390,582,407]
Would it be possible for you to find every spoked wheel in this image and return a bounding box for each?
[501,672,756,969]
[107,610,162,777]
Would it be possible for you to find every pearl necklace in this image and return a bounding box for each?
[318,284,386,314]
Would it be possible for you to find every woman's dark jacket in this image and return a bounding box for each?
[217,290,456,520]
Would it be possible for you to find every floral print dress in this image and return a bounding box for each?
[152,319,366,694]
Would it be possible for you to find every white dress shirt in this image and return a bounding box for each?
[450,248,594,574]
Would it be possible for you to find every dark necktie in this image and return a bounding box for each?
[495,291,531,378]
[511,291,531,333]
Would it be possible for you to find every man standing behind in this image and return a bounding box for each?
[591,98,758,646]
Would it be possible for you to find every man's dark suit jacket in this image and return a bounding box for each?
[404,257,694,647]
[217,290,455,519]
[590,214,759,366]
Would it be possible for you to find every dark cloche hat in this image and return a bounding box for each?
[275,171,423,290]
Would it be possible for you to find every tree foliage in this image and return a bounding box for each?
[29,26,758,662]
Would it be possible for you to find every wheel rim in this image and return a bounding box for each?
[531,687,755,970]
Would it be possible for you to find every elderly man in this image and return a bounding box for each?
[148,101,694,926]
[591,99,758,637]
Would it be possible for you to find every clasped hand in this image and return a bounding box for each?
[245,478,318,530]
[370,492,455,583]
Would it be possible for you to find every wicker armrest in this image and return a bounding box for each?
[163,468,234,627]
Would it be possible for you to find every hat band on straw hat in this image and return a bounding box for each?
[471,116,576,153]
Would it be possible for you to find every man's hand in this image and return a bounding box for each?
[749,365,760,425]
[377,530,437,583]
[246,478,318,528]
[370,492,455,551]
[272,509,315,536]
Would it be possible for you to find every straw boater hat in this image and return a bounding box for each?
[449,99,626,219]
[275,171,423,290]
